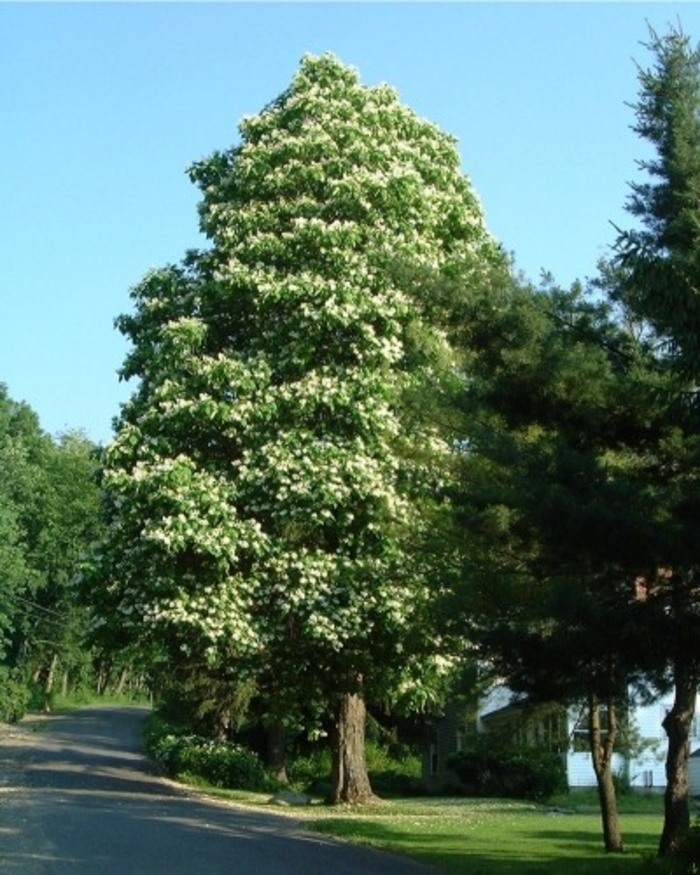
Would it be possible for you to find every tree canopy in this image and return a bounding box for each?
[91,53,505,802]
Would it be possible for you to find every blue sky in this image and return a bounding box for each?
[3,2,700,445]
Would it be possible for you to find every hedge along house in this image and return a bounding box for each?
[423,685,700,794]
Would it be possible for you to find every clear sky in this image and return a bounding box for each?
[3,2,700,445]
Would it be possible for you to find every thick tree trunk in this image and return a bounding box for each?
[267,723,289,784]
[329,691,376,805]
[658,664,697,857]
[588,694,624,853]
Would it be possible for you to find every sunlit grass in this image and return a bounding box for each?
[301,798,662,873]
[49,691,152,711]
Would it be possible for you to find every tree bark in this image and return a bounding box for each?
[267,723,289,784]
[658,663,698,857]
[114,666,129,696]
[329,691,376,804]
[96,661,108,696]
[588,694,624,853]
[43,654,59,713]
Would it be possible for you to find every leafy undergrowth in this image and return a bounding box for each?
[142,713,280,793]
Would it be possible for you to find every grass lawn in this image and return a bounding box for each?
[302,797,662,873]
[193,786,668,873]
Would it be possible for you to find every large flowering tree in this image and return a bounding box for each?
[94,54,502,802]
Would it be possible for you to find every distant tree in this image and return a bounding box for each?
[24,431,105,708]
[91,54,504,802]
[0,389,37,717]
[614,24,700,857]
[0,388,105,716]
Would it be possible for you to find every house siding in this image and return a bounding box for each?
[688,751,700,796]
[566,750,628,788]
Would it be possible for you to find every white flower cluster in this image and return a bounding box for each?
[99,53,504,707]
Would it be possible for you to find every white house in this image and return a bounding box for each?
[562,696,700,790]
[424,685,700,794]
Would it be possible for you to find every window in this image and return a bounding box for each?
[429,742,438,776]
[456,728,467,753]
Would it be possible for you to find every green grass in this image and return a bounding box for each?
[300,798,663,873]
[175,783,666,873]
[547,790,665,816]
[48,691,152,711]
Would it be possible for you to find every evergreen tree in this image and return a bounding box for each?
[449,276,669,852]
[614,24,700,857]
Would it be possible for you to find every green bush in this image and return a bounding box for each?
[287,746,333,794]
[448,740,567,801]
[142,712,280,793]
[613,766,633,796]
[365,740,425,797]
[0,668,31,723]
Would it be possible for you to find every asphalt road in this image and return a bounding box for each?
[0,706,436,874]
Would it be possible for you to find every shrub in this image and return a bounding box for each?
[365,740,425,796]
[448,740,567,801]
[613,766,633,796]
[0,668,31,723]
[142,712,280,793]
[287,747,333,794]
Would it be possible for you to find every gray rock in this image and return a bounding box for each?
[271,790,313,806]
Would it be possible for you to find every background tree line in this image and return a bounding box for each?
[0,385,140,717]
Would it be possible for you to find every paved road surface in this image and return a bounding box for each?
[0,706,436,874]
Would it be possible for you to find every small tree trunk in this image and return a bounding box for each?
[659,663,697,857]
[588,694,624,853]
[114,667,129,697]
[96,661,108,696]
[267,723,289,784]
[329,691,376,805]
[215,707,232,741]
[43,654,59,713]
